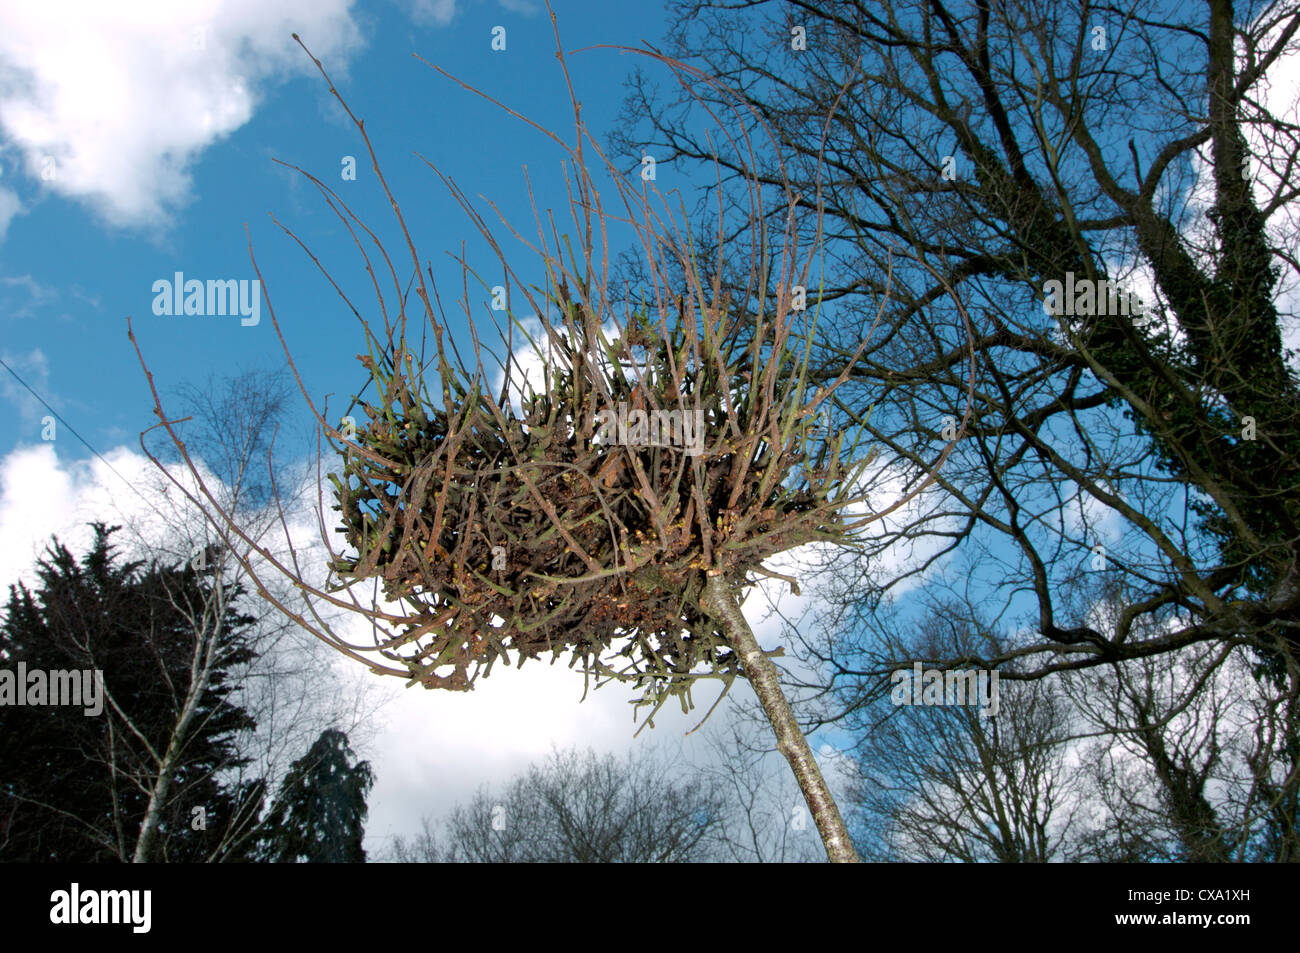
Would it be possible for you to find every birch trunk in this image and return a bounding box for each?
[701,573,860,863]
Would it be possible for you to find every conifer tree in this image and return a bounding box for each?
[257,728,373,863]
[0,524,261,861]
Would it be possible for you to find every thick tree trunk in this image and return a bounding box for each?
[702,573,860,863]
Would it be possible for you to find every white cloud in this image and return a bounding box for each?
[0,0,363,228]
[0,274,53,300]
[0,185,20,238]
[399,0,544,26]
[1244,27,1300,368]
[489,313,627,414]
[405,0,458,25]
[0,443,796,856]
[0,347,51,426]
[0,443,200,592]
[496,0,541,14]
[0,444,78,589]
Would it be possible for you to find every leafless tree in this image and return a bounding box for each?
[391,744,725,863]
[1068,636,1299,861]
[105,370,375,861]
[827,584,1297,861]
[610,2,1300,860]
[617,0,1300,679]
[837,598,1083,861]
[690,712,833,862]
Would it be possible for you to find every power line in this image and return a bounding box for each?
[0,354,158,509]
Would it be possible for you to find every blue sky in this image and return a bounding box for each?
[0,0,859,857]
[0,0,670,459]
[12,0,1281,861]
[0,0,1207,859]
